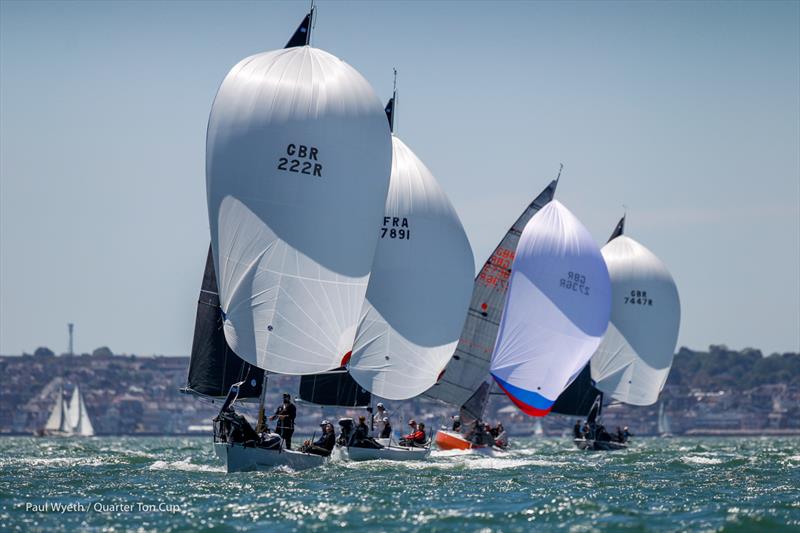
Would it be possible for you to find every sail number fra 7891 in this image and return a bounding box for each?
[277,144,322,177]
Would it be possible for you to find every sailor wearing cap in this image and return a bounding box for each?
[269,392,297,449]
[372,402,389,437]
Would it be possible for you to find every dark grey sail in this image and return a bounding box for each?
[284,10,312,48]
[185,246,263,399]
[608,215,625,242]
[422,175,560,409]
[550,365,600,416]
[298,367,371,407]
[385,97,395,132]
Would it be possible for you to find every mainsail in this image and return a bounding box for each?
[44,386,67,433]
[589,234,681,405]
[423,178,559,408]
[348,117,474,399]
[186,246,263,399]
[490,201,612,416]
[206,33,392,375]
[298,368,371,407]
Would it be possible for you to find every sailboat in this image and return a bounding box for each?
[533,419,544,438]
[489,201,612,417]
[657,401,673,437]
[343,81,475,461]
[198,8,393,472]
[41,384,95,437]
[429,175,560,450]
[569,216,681,450]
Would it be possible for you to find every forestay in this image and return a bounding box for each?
[206,46,392,374]
[348,136,474,399]
[423,179,558,408]
[490,201,611,416]
[590,236,680,405]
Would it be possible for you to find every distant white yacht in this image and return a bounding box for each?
[40,385,94,437]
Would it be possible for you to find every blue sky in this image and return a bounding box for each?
[1,0,798,356]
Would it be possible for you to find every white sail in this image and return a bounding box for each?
[490,201,611,416]
[657,401,672,435]
[348,136,474,400]
[206,46,392,375]
[533,419,544,437]
[590,236,681,405]
[74,389,95,437]
[44,387,66,432]
[66,385,81,430]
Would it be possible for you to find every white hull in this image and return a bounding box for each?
[344,444,431,462]
[214,442,325,472]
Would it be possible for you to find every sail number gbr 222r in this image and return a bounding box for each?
[277,144,323,177]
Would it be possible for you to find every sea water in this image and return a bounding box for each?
[1,436,798,531]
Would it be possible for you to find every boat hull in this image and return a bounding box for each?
[434,430,491,450]
[344,444,431,462]
[573,438,628,451]
[214,442,325,472]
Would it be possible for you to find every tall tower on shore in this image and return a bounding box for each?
[67,323,74,355]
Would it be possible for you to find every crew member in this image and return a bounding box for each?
[351,415,381,449]
[301,421,336,457]
[573,420,582,439]
[494,423,508,449]
[380,417,392,439]
[452,415,462,432]
[401,419,426,447]
[269,392,297,449]
[373,403,389,434]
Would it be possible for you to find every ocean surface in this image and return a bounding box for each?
[1,436,798,532]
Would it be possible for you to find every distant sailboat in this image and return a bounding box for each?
[533,419,544,438]
[41,385,94,437]
[657,401,673,437]
[199,8,393,472]
[567,216,681,450]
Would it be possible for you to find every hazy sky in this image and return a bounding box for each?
[1,1,798,356]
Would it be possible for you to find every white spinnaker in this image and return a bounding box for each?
[206,46,392,374]
[489,201,611,415]
[590,236,680,405]
[348,136,474,400]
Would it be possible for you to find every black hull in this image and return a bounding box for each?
[573,438,628,451]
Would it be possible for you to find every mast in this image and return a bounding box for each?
[255,372,269,433]
[385,69,397,132]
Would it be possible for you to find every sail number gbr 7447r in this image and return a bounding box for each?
[276,144,323,177]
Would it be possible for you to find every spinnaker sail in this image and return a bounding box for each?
[490,200,612,416]
[206,39,392,375]
[423,178,559,408]
[348,98,474,400]
[589,234,681,405]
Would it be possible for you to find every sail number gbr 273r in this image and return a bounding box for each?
[276,144,323,177]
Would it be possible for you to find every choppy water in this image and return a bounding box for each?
[1,436,798,532]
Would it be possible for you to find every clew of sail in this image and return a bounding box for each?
[589,235,681,405]
[490,201,612,416]
[423,178,559,408]
[206,45,392,375]
[348,133,474,400]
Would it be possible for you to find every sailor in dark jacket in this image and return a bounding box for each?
[301,421,336,457]
[270,393,297,449]
[350,415,382,449]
